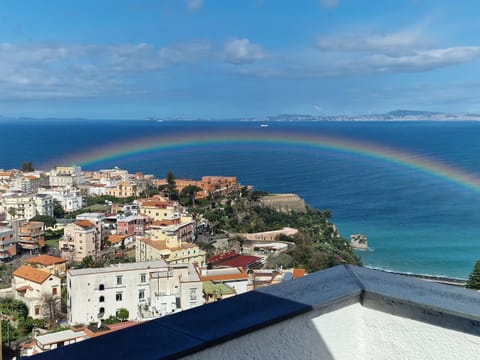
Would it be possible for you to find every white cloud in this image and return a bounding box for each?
[224,38,266,64]
[234,46,480,78]
[186,0,203,11]
[0,41,212,100]
[315,29,431,55]
[319,0,339,9]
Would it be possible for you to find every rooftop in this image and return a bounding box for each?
[68,260,168,277]
[33,265,480,359]
[13,265,52,284]
[26,254,67,266]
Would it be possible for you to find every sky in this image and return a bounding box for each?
[2,0,480,119]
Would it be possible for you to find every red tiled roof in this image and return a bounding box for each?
[26,254,66,266]
[219,255,261,269]
[13,265,51,284]
[74,220,95,228]
[107,234,132,244]
[209,251,261,270]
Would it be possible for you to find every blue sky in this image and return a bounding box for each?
[2,0,480,119]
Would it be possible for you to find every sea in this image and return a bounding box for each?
[1,119,480,279]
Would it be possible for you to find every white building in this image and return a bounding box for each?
[2,193,36,220]
[12,265,61,319]
[49,165,85,187]
[38,188,84,213]
[34,194,54,217]
[67,260,203,325]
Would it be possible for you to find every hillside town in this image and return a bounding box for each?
[0,165,308,357]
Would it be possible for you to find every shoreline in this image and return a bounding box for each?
[365,266,467,287]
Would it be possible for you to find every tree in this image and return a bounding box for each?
[31,215,56,228]
[53,200,65,218]
[116,308,129,321]
[466,260,480,289]
[21,161,34,172]
[180,185,202,206]
[165,171,179,200]
[7,207,16,219]
[41,293,61,328]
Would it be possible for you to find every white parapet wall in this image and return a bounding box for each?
[183,302,480,360]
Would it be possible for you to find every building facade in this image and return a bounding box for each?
[67,261,203,325]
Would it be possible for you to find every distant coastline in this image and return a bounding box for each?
[2,109,480,122]
[366,266,467,287]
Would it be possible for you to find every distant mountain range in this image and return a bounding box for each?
[146,110,480,122]
[3,110,480,122]
[242,110,480,122]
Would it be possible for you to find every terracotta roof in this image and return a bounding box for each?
[200,272,248,282]
[292,268,306,279]
[74,220,95,228]
[24,175,38,180]
[13,265,51,284]
[141,200,168,208]
[139,238,167,251]
[107,234,132,244]
[26,254,67,266]
[16,285,33,292]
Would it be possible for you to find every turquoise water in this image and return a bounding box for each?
[1,119,480,278]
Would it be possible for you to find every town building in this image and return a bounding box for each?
[2,193,36,220]
[0,226,16,261]
[39,187,84,213]
[60,220,99,262]
[116,215,146,236]
[104,181,138,198]
[34,194,54,217]
[106,233,135,249]
[25,254,67,277]
[48,165,85,187]
[17,221,46,252]
[196,266,249,302]
[67,260,203,325]
[12,265,61,319]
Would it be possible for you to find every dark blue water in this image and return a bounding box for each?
[2,119,480,278]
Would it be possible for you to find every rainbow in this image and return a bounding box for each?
[48,129,480,193]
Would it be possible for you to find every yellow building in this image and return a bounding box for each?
[25,254,67,277]
[136,237,205,266]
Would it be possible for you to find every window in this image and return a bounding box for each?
[140,273,146,283]
[190,289,197,301]
[139,289,145,301]
[35,306,40,316]
[116,293,123,301]
[99,307,105,314]
[52,287,57,296]
[99,284,105,291]
[99,296,105,302]
[116,276,123,285]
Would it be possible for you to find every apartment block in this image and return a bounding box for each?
[0,226,16,261]
[67,260,203,325]
[18,221,46,252]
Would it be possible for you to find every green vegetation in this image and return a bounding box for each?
[158,171,179,200]
[53,200,65,218]
[116,308,129,321]
[195,189,361,273]
[21,162,34,172]
[0,298,47,343]
[30,215,56,228]
[466,260,480,289]
[179,185,202,206]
